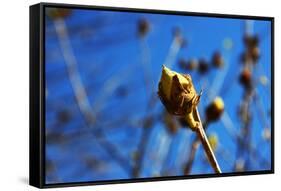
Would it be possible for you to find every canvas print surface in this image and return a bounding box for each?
[44,6,272,184]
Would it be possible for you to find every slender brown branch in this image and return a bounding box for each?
[194,108,222,173]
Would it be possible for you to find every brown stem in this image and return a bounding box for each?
[194,107,222,173]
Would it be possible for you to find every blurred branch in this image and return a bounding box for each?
[53,18,131,173]
[184,135,201,174]
[194,108,221,173]
[54,19,94,123]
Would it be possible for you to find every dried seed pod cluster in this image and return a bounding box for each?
[178,58,198,71]
[238,34,261,91]
[241,35,260,64]
[178,51,224,75]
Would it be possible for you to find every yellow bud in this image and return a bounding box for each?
[213,97,224,111]
[158,66,201,130]
[205,96,224,122]
[160,65,190,100]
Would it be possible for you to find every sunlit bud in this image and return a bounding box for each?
[158,65,199,115]
[205,97,225,122]
[158,66,201,130]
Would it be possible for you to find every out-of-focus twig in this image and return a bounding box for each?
[53,18,131,173]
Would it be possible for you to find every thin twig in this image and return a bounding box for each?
[194,108,222,173]
[53,18,131,173]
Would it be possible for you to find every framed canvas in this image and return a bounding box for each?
[29,2,274,188]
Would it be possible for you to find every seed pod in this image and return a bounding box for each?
[198,58,209,75]
[239,68,252,89]
[205,97,224,122]
[138,18,150,38]
[212,52,224,68]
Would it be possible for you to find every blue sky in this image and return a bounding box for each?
[45,7,272,184]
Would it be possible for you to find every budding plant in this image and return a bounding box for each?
[158,65,222,173]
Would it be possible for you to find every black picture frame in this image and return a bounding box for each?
[30,2,275,188]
